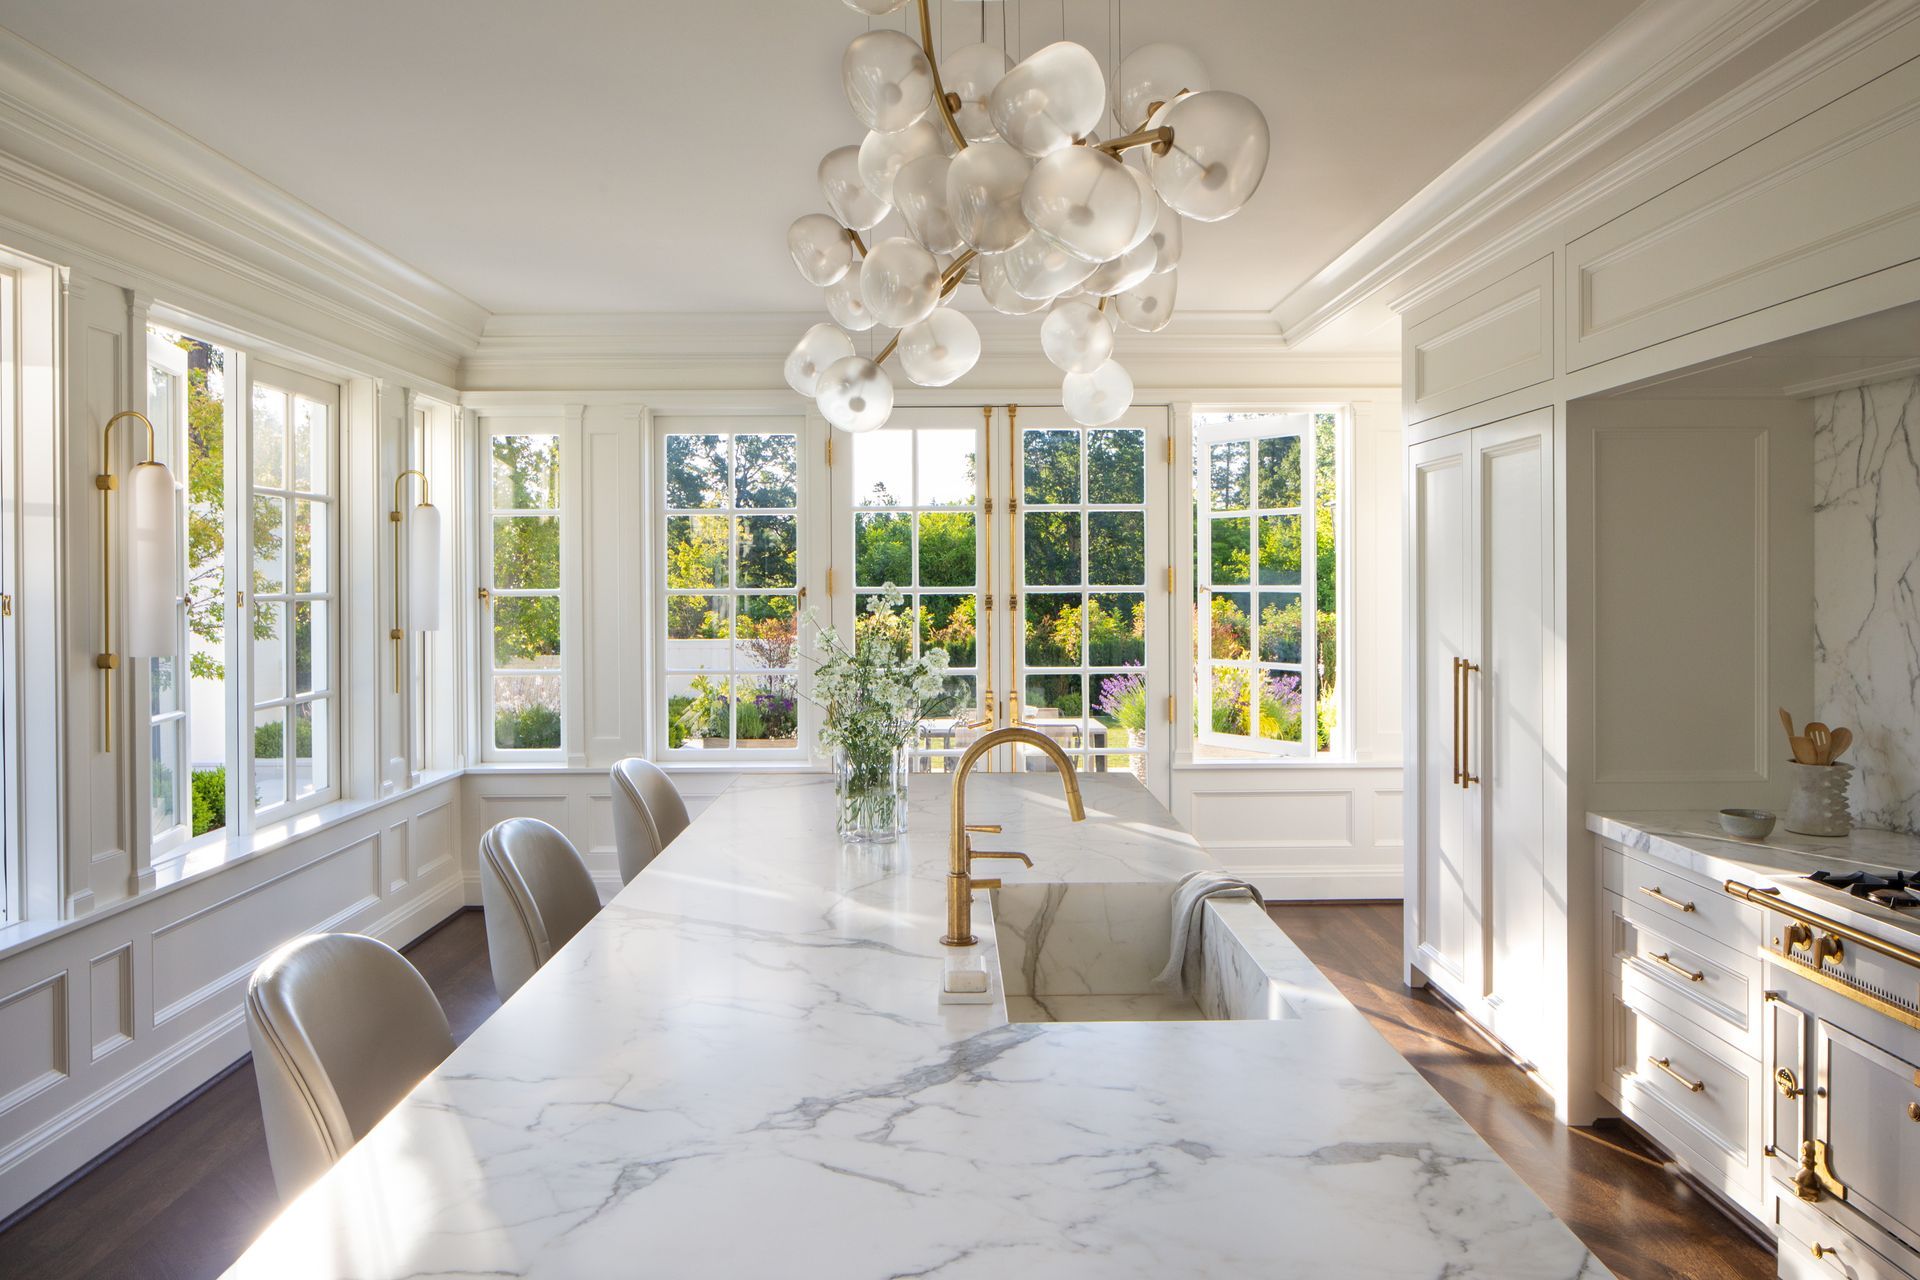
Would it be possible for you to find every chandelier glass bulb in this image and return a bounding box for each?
[1113,268,1177,332]
[788,213,855,287]
[820,145,891,231]
[978,253,1048,315]
[947,140,1034,253]
[1083,239,1157,298]
[816,356,895,433]
[989,41,1106,157]
[824,263,877,331]
[1003,231,1097,301]
[842,30,934,133]
[1041,300,1115,374]
[1114,43,1209,130]
[859,236,942,328]
[1145,90,1271,222]
[1063,359,1134,427]
[899,308,981,386]
[941,42,1011,144]
[1147,197,1183,273]
[785,323,857,396]
[1021,146,1144,264]
[893,153,963,254]
[857,120,945,206]
[1120,164,1159,251]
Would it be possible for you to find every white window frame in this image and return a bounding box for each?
[479,420,569,763]
[1189,406,1348,761]
[242,359,342,821]
[655,417,810,763]
[0,263,16,922]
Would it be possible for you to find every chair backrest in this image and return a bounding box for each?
[479,817,600,999]
[609,757,690,884]
[245,932,454,1201]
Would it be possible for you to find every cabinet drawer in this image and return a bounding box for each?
[1602,843,1762,954]
[1610,984,1762,1214]
[1610,889,1760,1054]
[1778,1193,1920,1280]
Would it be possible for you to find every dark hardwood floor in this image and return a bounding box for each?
[0,904,1768,1279]
[1270,902,1774,1280]
[0,910,500,1280]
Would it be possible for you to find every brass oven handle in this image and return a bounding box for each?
[1640,885,1697,914]
[1449,657,1462,786]
[1648,1056,1705,1092]
[1459,660,1479,789]
[1649,952,1704,982]
[1727,880,1920,969]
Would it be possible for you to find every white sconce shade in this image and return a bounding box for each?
[408,502,442,631]
[124,460,177,658]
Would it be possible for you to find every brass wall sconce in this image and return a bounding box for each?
[97,410,178,753]
[390,468,441,691]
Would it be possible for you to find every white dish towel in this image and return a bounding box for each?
[1152,869,1264,998]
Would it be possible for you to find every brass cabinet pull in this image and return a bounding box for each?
[1907,1101,1920,1123]
[1649,952,1705,982]
[1449,657,1462,786]
[1640,885,1697,913]
[1647,1055,1705,1092]
[1811,1243,1837,1260]
[1776,1068,1801,1100]
[1459,660,1479,788]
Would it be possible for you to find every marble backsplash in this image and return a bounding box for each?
[1814,374,1920,833]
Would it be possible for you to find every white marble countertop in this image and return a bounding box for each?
[226,774,1605,1278]
[1590,809,1920,947]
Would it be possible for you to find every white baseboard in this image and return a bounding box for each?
[0,874,465,1224]
[1229,865,1404,902]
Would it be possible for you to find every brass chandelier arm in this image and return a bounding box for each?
[874,332,902,366]
[915,0,969,152]
[96,410,161,754]
[1097,126,1176,158]
[848,229,868,257]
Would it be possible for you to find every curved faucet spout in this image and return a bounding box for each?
[943,726,1087,947]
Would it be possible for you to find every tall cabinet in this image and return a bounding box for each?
[1405,411,1556,1078]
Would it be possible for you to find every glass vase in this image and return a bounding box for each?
[836,744,910,843]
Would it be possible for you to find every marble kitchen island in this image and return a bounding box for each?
[225,775,1606,1278]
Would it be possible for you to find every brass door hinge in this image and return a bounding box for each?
[982,593,993,611]
[1007,593,1018,612]
[825,437,834,467]
[235,590,246,610]
[1166,566,1175,594]
[0,592,11,618]
[477,586,491,605]
[826,567,836,597]
[1166,695,1176,724]
[1165,436,1174,464]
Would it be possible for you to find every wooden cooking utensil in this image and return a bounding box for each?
[1790,735,1818,765]
[1779,708,1796,743]
[1828,727,1853,762]
[1807,723,1832,765]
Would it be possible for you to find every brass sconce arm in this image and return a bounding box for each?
[96,410,161,753]
[391,468,431,693]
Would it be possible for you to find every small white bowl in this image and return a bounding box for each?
[1719,808,1776,840]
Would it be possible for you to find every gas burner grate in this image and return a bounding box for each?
[1808,869,1920,910]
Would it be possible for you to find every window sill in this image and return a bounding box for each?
[0,770,464,965]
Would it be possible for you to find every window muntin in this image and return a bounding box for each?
[1193,410,1340,758]
[486,431,564,755]
[662,428,802,755]
[1016,416,1150,775]
[246,364,338,814]
[849,419,981,768]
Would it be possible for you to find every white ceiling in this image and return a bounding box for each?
[0,0,1640,320]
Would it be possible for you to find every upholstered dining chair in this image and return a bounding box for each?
[609,757,690,884]
[478,817,601,1000]
[244,932,455,1201]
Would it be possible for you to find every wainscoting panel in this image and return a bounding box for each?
[1173,763,1404,899]
[0,777,464,1224]
[1406,255,1554,424]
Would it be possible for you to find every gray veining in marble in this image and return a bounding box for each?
[1815,375,1920,832]
[225,775,1607,1279]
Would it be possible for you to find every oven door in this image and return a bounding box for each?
[1813,1016,1920,1255]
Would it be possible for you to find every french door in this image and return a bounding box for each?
[832,404,1173,801]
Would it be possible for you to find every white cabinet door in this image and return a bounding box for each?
[1406,431,1475,1000]
[1474,412,1554,1062]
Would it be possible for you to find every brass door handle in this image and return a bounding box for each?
[1649,952,1705,982]
[1648,1055,1705,1092]
[1775,1068,1801,1100]
[1639,885,1696,913]
[1449,657,1462,786]
[1459,660,1479,788]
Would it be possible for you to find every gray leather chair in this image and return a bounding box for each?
[609,757,690,884]
[479,817,600,1000]
[244,932,454,1201]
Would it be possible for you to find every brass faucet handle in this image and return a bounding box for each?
[970,877,1003,891]
[971,849,1034,868]
[965,823,1003,834]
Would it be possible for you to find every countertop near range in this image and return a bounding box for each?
[224,775,1607,1279]
[1589,810,1920,947]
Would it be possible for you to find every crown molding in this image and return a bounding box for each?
[460,310,1400,393]
[0,25,488,365]
[1266,0,1890,344]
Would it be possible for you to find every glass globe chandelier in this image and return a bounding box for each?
[786,0,1270,432]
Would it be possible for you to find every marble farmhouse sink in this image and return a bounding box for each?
[991,881,1303,1023]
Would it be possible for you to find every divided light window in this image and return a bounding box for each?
[1194,411,1341,758]
[485,432,563,755]
[660,426,801,756]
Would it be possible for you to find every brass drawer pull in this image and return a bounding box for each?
[1907,1101,1920,1123]
[1811,1242,1837,1260]
[1640,885,1696,913]
[1649,952,1704,982]
[1648,1055,1704,1092]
